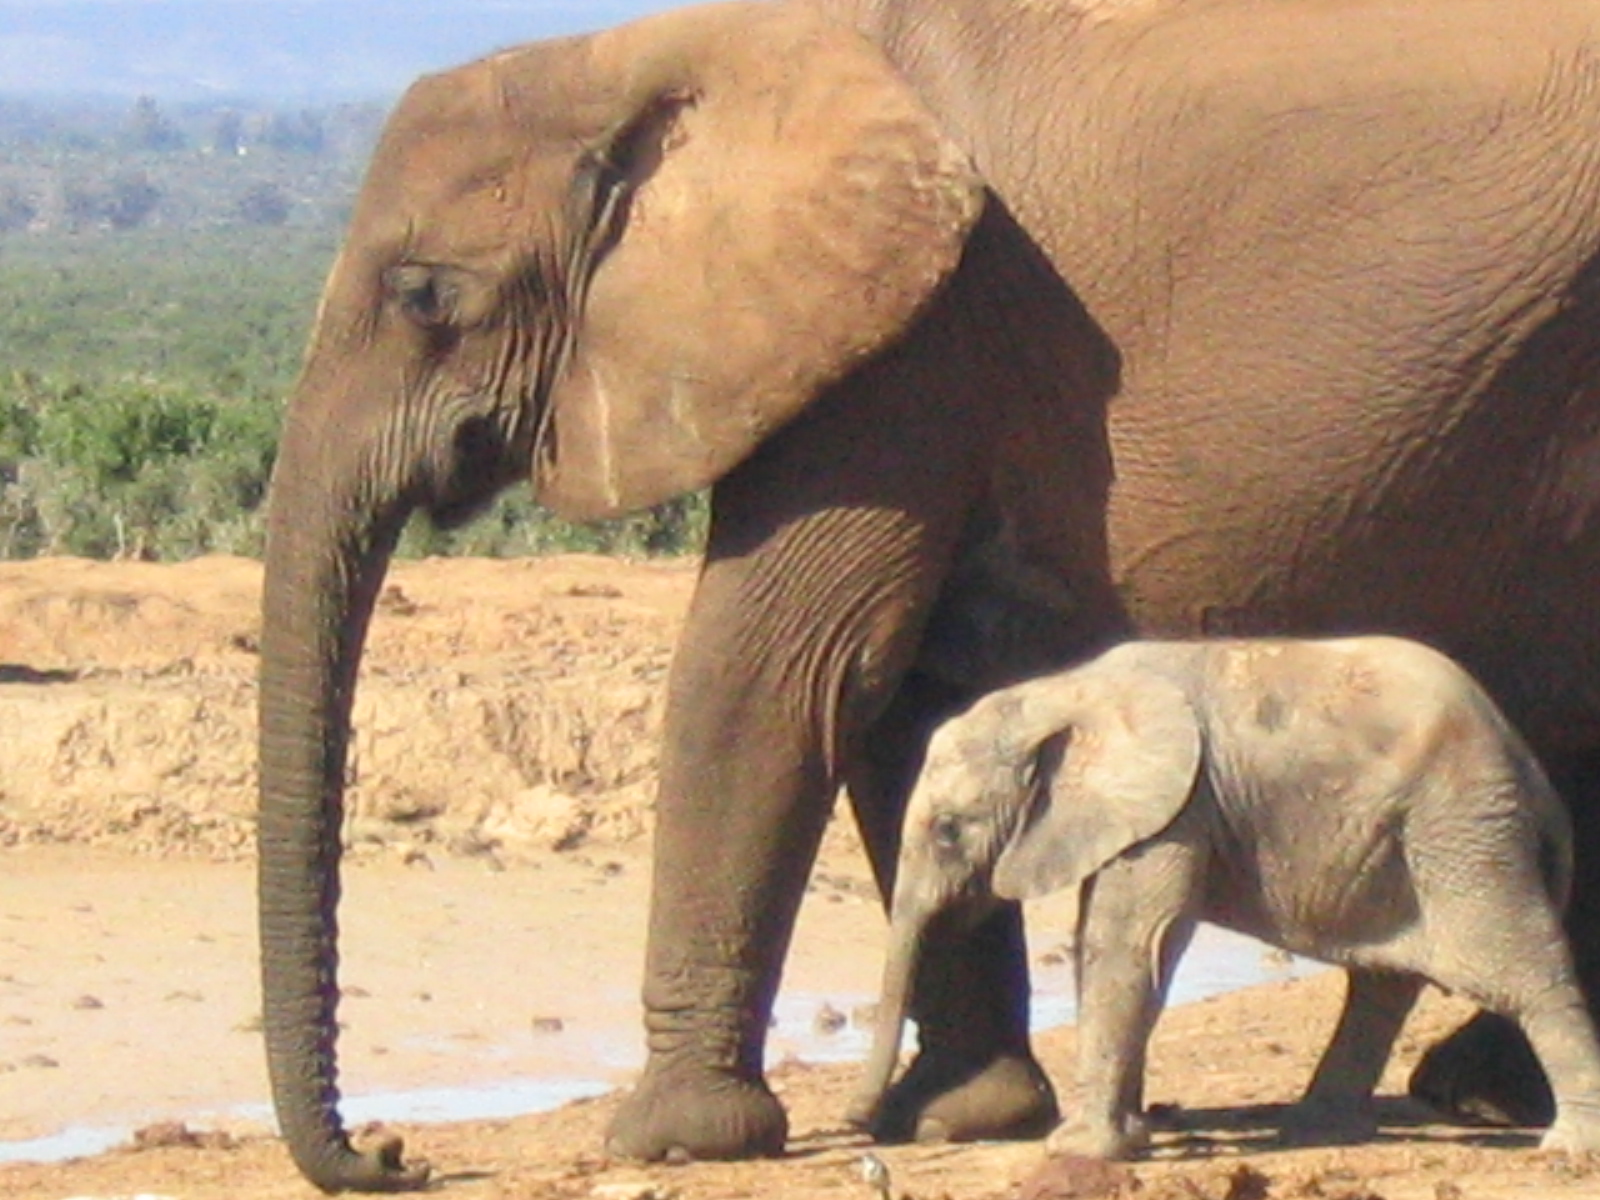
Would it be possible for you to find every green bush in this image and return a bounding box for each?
[0,372,280,559]
[0,368,709,562]
[398,491,709,560]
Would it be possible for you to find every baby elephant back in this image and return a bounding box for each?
[1196,637,1569,883]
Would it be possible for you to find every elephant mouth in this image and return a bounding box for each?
[423,412,528,528]
[426,489,503,530]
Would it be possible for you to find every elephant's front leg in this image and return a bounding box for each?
[604,344,997,1160]
[1051,838,1203,1160]
[604,530,964,1160]
[848,672,1058,1144]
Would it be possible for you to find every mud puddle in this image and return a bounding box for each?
[0,924,1318,1165]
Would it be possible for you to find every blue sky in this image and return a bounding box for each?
[0,1,688,101]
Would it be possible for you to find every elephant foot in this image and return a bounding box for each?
[1408,1012,1554,1128]
[1540,1104,1600,1154]
[605,1064,787,1162]
[1044,1116,1149,1162]
[862,1049,1058,1144]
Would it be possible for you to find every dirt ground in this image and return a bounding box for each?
[1,555,1597,1199]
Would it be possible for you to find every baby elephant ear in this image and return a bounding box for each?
[992,670,1202,901]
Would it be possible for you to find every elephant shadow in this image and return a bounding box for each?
[0,664,79,684]
[1144,1095,1540,1154]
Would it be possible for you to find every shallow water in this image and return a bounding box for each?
[0,924,1320,1165]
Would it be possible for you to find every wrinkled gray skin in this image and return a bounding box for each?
[259,0,1600,1189]
[854,638,1600,1158]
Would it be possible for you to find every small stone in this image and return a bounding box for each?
[20,1054,58,1070]
[532,1016,565,1034]
[72,994,104,1010]
[813,1002,847,1035]
[1018,1155,1140,1200]
[591,1180,673,1200]
[131,1120,240,1152]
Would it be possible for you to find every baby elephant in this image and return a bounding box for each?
[852,636,1600,1158]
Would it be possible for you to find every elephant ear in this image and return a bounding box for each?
[534,2,985,519]
[991,668,1202,901]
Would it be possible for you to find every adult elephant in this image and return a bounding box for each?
[258,0,1600,1190]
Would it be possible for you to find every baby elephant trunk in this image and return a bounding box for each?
[849,910,926,1127]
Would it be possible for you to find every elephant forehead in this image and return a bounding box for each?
[920,734,1001,793]
[356,56,595,254]
[928,695,1028,763]
[360,131,537,248]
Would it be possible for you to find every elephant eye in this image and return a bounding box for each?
[930,813,964,852]
[384,263,458,329]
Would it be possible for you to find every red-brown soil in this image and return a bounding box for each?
[0,556,1593,1199]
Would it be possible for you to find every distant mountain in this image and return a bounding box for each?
[0,1,685,102]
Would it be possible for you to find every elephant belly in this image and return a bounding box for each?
[1199,808,1423,969]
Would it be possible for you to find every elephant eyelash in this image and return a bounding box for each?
[384,264,460,330]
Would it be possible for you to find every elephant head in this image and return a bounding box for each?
[850,662,1201,1125]
[257,3,983,1191]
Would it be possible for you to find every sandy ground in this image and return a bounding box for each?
[2,555,1598,1199]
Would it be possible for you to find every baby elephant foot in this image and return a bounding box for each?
[1045,1115,1150,1161]
[871,1051,1058,1144]
[1277,1098,1379,1147]
[1540,1106,1600,1155]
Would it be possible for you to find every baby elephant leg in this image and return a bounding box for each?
[1279,968,1422,1145]
[1049,836,1203,1160]
[1522,985,1600,1153]
[1422,882,1600,1152]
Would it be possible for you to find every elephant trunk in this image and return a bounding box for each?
[256,400,427,1192]
[849,903,929,1128]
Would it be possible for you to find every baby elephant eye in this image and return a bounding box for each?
[930,813,964,851]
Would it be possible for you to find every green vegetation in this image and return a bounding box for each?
[0,227,334,393]
[0,370,279,559]
[0,224,323,560]
[0,95,709,562]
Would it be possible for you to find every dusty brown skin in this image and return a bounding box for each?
[259,0,1600,1189]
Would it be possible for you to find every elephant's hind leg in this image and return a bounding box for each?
[1411,749,1600,1129]
[1280,968,1422,1146]
[844,670,1059,1145]
[1411,819,1600,1151]
[1443,948,1600,1151]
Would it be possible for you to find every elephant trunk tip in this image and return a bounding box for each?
[294,1133,432,1195]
